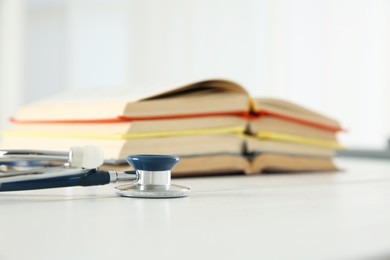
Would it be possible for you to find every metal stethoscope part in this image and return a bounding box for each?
[0,146,190,198]
[115,155,190,198]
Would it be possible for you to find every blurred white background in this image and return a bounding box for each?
[0,0,389,149]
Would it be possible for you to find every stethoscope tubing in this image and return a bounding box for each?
[0,168,137,192]
[0,150,190,198]
[0,148,138,192]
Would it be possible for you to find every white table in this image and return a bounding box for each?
[1,158,390,260]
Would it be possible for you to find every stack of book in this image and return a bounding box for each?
[0,79,342,176]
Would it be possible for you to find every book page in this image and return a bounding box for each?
[255,98,340,129]
[31,79,249,105]
[143,79,249,100]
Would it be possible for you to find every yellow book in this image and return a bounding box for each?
[2,126,245,140]
[256,132,342,149]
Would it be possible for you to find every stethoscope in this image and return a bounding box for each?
[0,146,190,198]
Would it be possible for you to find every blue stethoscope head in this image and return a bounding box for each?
[126,154,179,172]
[115,154,190,198]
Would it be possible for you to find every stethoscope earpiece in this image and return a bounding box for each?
[69,146,104,169]
[114,155,190,198]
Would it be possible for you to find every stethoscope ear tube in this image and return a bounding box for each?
[0,146,104,168]
[0,169,109,192]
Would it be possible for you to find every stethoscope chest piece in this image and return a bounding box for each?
[114,155,190,198]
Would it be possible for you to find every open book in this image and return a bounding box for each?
[11,79,341,130]
[2,79,342,175]
[11,79,251,122]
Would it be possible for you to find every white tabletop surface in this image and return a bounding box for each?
[1,157,390,260]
